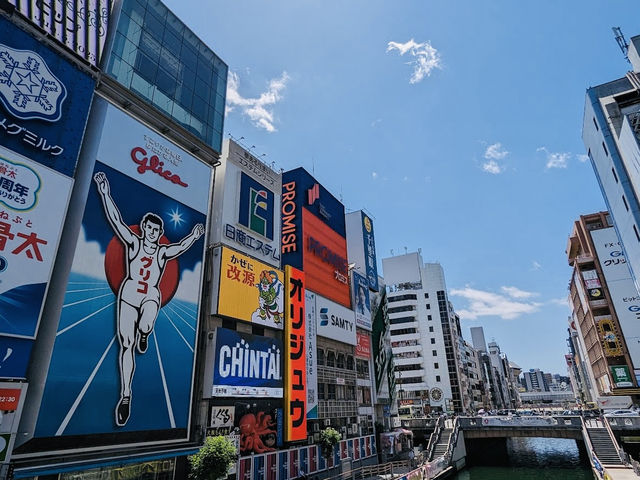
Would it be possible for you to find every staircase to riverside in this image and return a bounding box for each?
[430,427,453,460]
[586,426,624,466]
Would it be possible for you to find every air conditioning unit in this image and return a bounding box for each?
[324,419,331,427]
[313,423,320,432]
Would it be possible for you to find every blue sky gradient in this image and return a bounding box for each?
[164,0,640,373]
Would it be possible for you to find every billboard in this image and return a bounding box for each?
[303,209,350,307]
[212,328,283,398]
[315,293,357,346]
[305,291,318,419]
[7,0,112,67]
[211,140,281,266]
[611,365,633,388]
[0,147,72,379]
[214,247,284,330]
[372,290,391,394]
[281,167,346,273]
[356,332,371,359]
[591,227,640,367]
[35,103,211,446]
[284,266,306,441]
[346,211,379,292]
[0,16,95,177]
[234,400,283,455]
[352,271,371,330]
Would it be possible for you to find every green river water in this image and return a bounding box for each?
[453,437,593,480]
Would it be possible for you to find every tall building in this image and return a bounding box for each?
[566,212,640,402]
[582,34,640,292]
[382,252,466,414]
[522,369,549,392]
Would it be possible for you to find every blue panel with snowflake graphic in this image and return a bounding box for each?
[0,17,95,177]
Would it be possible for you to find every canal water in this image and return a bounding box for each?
[454,437,593,480]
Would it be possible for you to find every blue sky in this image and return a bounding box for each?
[165,0,640,374]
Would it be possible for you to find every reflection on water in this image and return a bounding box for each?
[455,438,592,480]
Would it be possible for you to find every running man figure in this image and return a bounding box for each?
[94,172,204,426]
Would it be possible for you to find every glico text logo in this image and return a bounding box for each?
[308,236,348,285]
[238,172,274,240]
[131,147,188,187]
[281,181,298,253]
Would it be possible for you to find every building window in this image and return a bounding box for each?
[623,195,629,211]
[429,326,434,333]
[327,384,336,400]
[327,351,335,368]
[612,167,619,183]
[426,304,430,309]
[436,375,441,382]
[635,225,640,242]
[432,350,437,356]
[593,117,599,131]
[430,338,436,344]
[434,362,439,369]
[602,141,608,156]
[427,315,432,321]
[318,349,325,366]
[319,383,326,400]
[424,293,429,299]
[347,355,354,371]
[337,353,345,369]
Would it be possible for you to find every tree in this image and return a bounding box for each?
[319,427,342,461]
[188,436,237,480]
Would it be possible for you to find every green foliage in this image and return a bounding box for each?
[189,435,237,480]
[319,427,342,460]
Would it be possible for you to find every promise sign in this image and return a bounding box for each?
[285,266,306,441]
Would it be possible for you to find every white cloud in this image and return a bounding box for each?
[577,154,589,163]
[226,71,290,132]
[482,160,504,174]
[387,39,442,84]
[70,226,106,280]
[549,297,570,308]
[531,261,542,271]
[450,286,542,320]
[371,118,382,127]
[500,286,538,299]
[537,147,570,169]
[372,171,378,180]
[484,143,509,160]
[174,262,203,303]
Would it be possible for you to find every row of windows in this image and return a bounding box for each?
[390,316,416,325]
[318,383,356,401]
[318,349,355,370]
[395,363,422,372]
[396,376,423,384]
[388,294,417,302]
[388,305,416,314]
[390,328,417,336]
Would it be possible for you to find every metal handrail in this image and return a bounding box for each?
[324,459,411,480]
[443,417,460,464]
[426,415,444,461]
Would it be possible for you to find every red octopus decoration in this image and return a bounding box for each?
[239,412,277,454]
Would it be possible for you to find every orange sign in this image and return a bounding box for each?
[302,208,350,308]
[0,388,21,411]
[285,266,306,441]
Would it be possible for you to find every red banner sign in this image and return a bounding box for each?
[356,332,371,359]
[0,388,21,411]
[285,266,306,441]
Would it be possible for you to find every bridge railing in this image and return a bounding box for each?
[425,416,444,461]
[458,415,583,429]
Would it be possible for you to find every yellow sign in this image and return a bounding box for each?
[218,247,284,329]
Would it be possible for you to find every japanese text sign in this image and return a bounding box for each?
[217,247,284,329]
[285,266,306,441]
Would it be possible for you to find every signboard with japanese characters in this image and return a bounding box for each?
[591,227,640,368]
[209,139,281,266]
[352,271,372,331]
[215,247,285,330]
[212,328,283,398]
[7,0,112,67]
[0,146,72,378]
[284,266,306,441]
[611,365,634,388]
[0,17,95,177]
[209,405,235,434]
[305,291,318,419]
[35,102,212,450]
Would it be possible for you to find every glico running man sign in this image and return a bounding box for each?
[35,102,212,447]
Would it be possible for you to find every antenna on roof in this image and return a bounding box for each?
[613,27,630,63]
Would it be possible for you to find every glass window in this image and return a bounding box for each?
[346,355,354,371]
[337,354,345,369]
[327,351,335,368]
[328,384,336,400]
[434,363,439,368]
[318,349,325,366]
[430,338,436,344]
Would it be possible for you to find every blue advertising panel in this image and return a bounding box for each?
[212,328,283,397]
[35,103,211,444]
[0,16,94,178]
[361,212,379,291]
[0,336,33,379]
[352,271,372,330]
[281,167,346,270]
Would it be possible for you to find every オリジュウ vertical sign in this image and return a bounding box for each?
[285,266,306,441]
